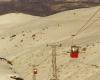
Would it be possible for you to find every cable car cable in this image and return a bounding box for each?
[74,7,100,37]
[77,18,99,35]
[44,7,100,46]
[56,7,100,47]
[58,7,100,45]
[71,18,100,46]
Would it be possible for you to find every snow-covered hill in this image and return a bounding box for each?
[0,6,100,80]
[0,58,21,80]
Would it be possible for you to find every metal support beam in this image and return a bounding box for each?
[47,44,61,80]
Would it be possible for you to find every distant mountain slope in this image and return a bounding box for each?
[0,13,41,35]
[0,0,100,16]
[0,6,100,80]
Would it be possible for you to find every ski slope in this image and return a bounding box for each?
[0,60,20,80]
[0,6,100,80]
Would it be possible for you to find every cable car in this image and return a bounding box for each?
[70,45,79,58]
[33,68,38,74]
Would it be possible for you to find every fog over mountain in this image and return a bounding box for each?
[0,0,100,16]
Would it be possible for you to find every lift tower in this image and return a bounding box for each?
[47,44,61,80]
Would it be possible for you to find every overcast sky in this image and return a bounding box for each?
[0,0,12,2]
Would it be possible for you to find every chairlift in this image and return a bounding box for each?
[70,45,79,58]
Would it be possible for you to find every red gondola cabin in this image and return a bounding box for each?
[33,68,38,74]
[70,46,79,58]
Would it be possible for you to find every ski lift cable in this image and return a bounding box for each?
[51,7,100,46]
[57,7,100,45]
[70,17,100,46]
[53,7,100,46]
[72,7,100,38]
[77,18,99,36]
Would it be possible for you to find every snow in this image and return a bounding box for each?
[0,61,20,80]
[0,6,100,80]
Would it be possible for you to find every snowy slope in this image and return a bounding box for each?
[0,60,20,80]
[0,13,41,35]
[0,6,100,80]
